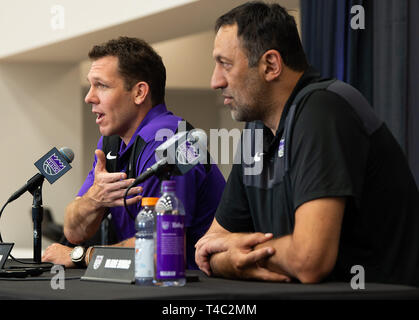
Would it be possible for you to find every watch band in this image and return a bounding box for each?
[85,246,94,266]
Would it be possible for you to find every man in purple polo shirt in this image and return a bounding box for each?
[42,37,225,269]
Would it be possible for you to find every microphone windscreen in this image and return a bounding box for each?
[59,147,74,163]
[189,129,207,145]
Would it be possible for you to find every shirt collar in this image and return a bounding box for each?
[119,103,168,154]
[260,66,321,152]
[275,66,321,137]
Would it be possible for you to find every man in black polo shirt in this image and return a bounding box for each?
[195,2,419,285]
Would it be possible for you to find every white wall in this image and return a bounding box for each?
[80,30,216,90]
[0,0,197,59]
[0,62,82,254]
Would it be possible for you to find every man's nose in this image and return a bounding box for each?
[210,65,227,90]
[84,87,98,105]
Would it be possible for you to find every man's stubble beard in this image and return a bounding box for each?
[230,81,271,123]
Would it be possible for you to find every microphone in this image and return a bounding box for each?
[7,147,74,203]
[123,129,207,221]
[130,129,207,188]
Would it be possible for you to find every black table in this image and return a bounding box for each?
[1,262,419,319]
[1,263,418,300]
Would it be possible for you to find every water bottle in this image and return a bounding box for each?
[135,197,159,285]
[154,180,186,287]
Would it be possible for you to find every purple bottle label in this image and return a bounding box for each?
[156,215,185,279]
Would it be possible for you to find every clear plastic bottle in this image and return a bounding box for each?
[154,180,186,287]
[135,197,159,286]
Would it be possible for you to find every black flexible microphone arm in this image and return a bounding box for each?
[123,159,174,221]
[7,173,45,203]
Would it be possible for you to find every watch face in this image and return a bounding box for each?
[72,246,84,260]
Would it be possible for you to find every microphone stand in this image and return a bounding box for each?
[29,179,44,264]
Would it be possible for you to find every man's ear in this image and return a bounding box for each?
[132,81,149,105]
[260,49,282,82]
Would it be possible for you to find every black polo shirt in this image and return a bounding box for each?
[215,67,419,286]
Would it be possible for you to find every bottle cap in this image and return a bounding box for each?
[161,180,176,192]
[141,197,159,207]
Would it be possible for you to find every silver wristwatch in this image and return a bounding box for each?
[70,246,86,267]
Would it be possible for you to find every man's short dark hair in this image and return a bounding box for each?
[88,37,166,106]
[215,1,308,71]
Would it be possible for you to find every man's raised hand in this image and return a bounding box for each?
[86,149,142,208]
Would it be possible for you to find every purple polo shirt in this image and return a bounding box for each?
[77,104,226,269]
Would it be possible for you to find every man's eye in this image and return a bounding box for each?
[216,57,232,69]
[222,62,232,69]
[95,83,107,88]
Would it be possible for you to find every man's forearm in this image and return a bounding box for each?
[254,198,345,283]
[111,237,135,247]
[254,233,339,284]
[64,196,106,244]
[254,235,298,278]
